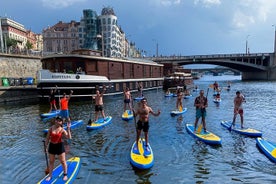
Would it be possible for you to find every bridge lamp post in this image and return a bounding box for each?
[272,25,276,54]
[152,39,158,57]
[245,35,250,54]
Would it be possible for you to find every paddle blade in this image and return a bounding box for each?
[45,167,49,175]
[87,119,92,125]
[123,111,128,117]
[179,106,183,112]
[197,124,203,134]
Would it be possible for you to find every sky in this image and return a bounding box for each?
[2,0,276,58]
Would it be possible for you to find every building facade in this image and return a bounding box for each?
[0,17,41,54]
[42,7,140,58]
[42,21,79,54]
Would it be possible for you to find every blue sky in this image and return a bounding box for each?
[2,0,276,57]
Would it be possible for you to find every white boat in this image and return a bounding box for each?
[37,50,164,99]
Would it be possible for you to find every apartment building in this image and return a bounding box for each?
[0,17,42,54]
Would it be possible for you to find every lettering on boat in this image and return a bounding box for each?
[51,75,72,79]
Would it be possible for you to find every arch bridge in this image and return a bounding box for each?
[149,53,276,80]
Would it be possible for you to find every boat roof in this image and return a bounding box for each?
[42,54,163,66]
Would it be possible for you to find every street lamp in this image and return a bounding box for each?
[272,25,276,54]
[245,35,250,54]
[152,39,158,57]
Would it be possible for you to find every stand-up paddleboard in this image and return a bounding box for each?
[41,110,61,119]
[213,98,221,103]
[130,138,154,169]
[134,96,144,101]
[37,157,81,184]
[221,120,262,137]
[184,94,192,99]
[43,120,84,133]
[186,124,221,145]
[122,110,134,121]
[256,137,276,163]
[164,93,173,97]
[86,116,112,130]
[170,107,187,116]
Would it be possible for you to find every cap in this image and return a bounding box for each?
[56,116,63,121]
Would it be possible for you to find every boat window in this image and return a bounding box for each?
[63,62,73,73]
[115,83,120,91]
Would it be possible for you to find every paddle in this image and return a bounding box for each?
[88,92,95,125]
[42,140,49,175]
[197,88,209,134]
[123,110,128,117]
[179,105,183,112]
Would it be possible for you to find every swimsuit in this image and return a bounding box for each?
[136,120,149,132]
[48,128,65,155]
[95,105,103,112]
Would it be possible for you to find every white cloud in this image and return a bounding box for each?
[194,0,221,7]
[150,0,182,7]
[41,0,86,9]
[231,0,276,29]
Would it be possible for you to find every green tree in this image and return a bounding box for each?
[26,40,33,50]
[6,37,17,53]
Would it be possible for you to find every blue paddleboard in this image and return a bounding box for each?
[130,138,154,169]
[221,120,262,137]
[86,116,112,130]
[37,157,81,184]
[122,110,134,121]
[170,107,187,116]
[186,123,221,145]
[43,120,84,133]
[41,110,61,119]
[256,137,276,163]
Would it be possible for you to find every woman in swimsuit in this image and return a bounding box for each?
[45,116,71,181]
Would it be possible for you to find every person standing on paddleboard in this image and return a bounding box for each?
[137,82,143,97]
[45,116,71,181]
[176,88,183,111]
[123,87,132,112]
[232,91,246,129]
[48,85,58,113]
[59,90,73,124]
[93,86,106,122]
[194,90,208,133]
[133,98,160,152]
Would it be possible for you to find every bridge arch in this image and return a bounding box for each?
[149,53,276,80]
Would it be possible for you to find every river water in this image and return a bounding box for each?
[0,75,276,184]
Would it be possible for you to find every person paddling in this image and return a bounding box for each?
[194,90,208,133]
[44,116,71,181]
[123,87,132,112]
[176,88,183,111]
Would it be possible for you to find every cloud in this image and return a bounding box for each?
[194,0,221,7]
[41,0,86,9]
[231,1,276,29]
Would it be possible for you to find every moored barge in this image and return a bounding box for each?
[37,50,164,100]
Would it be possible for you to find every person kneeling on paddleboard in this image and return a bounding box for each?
[45,117,71,181]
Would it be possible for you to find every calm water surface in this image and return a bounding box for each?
[0,75,276,184]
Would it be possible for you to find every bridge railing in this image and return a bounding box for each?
[146,52,272,60]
